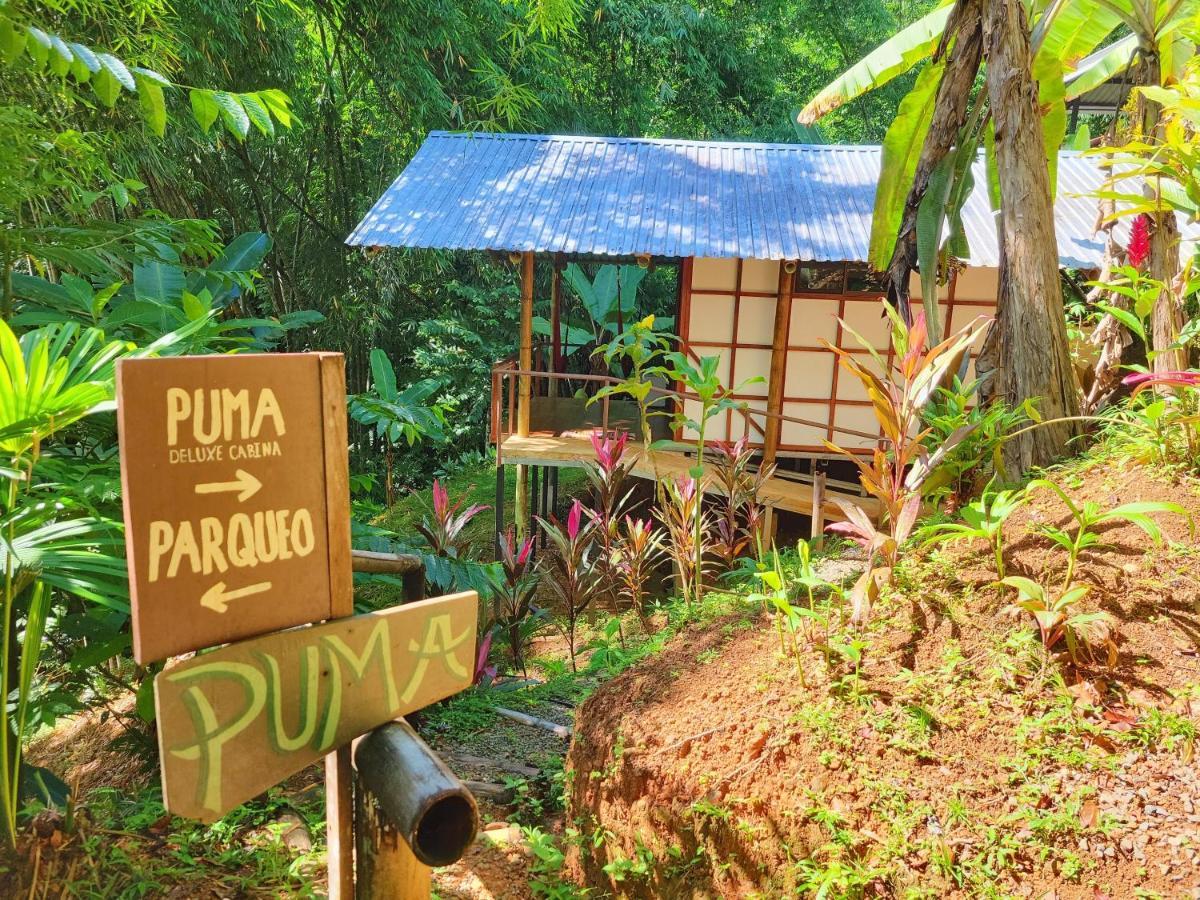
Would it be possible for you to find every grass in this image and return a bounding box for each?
[34,781,326,898]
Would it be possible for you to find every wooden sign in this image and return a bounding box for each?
[156,591,477,822]
[116,353,351,663]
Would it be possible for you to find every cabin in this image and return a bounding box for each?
[347,131,1151,533]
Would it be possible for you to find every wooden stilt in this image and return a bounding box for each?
[515,252,534,535]
[495,463,505,554]
[811,463,827,550]
[763,262,795,467]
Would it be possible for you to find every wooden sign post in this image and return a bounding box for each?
[117,353,352,663]
[117,353,481,899]
[155,592,477,821]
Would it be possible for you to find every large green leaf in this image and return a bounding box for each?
[798,3,954,123]
[209,231,270,273]
[189,88,220,133]
[1035,54,1068,196]
[212,91,250,139]
[133,259,184,304]
[134,70,166,137]
[240,92,274,137]
[869,60,945,271]
[1033,0,1123,66]
[369,348,399,402]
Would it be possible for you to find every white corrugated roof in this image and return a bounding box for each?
[347,131,1187,268]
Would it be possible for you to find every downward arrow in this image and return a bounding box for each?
[194,469,262,503]
[200,580,273,613]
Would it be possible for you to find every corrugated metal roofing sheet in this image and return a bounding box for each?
[346,131,1180,268]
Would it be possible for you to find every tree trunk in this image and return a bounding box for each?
[978,0,1080,473]
[1138,51,1185,373]
[886,0,984,325]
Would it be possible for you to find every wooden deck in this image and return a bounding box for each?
[499,433,878,521]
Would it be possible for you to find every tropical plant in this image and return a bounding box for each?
[591,315,673,454]
[538,500,602,671]
[708,436,774,570]
[488,528,542,673]
[582,429,637,629]
[998,576,1114,665]
[824,308,991,623]
[1101,370,1200,466]
[746,548,808,684]
[1028,476,1191,590]
[415,480,489,564]
[664,352,762,604]
[919,378,1033,509]
[349,349,449,505]
[797,0,1144,468]
[534,263,650,352]
[658,475,712,611]
[612,516,665,629]
[919,480,1029,590]
[0,319,143,845]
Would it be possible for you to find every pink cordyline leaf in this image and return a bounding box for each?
[676,475,697,501]
[590,429,630,473]
[1123,370,1200,395]
[567,498,584,541]
[432,479,448,518]
[905,311,928,367]
[516,536,534,566]
[1128,213,1151,269]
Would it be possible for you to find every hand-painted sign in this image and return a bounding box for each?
[117,353,352,663]
[156,592,477,822]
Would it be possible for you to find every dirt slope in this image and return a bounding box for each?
[567,457,1200,898]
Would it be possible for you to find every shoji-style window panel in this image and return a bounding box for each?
[688,294,735,343]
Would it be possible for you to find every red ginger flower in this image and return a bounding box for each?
[1128,213,1152,269]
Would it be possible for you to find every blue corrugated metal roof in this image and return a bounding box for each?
[346,131,1175,268]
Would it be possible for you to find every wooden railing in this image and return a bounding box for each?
[490,357,881,470]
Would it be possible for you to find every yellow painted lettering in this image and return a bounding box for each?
[167,521,201,578]
[166,388,190,447]
[227,513,256,568]
[291,508,315,557]
[199,517,228,576]
[148,520,174,582]
[250,388,285,439]
[168,661,267,814]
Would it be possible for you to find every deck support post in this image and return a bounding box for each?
[763,261,795,467]
[551,257,564,377]
[495,463,505,555]
[516,252,534,535]
[811,461,827,549]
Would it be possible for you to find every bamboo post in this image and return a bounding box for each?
[763,262,795,466]
[515,252,534,535]
[353,721,480,899]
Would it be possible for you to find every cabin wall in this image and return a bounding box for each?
[678,258,998,453]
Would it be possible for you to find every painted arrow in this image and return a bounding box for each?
[194,468,262,503]
[200,580,273,614]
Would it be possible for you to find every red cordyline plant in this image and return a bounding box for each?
[416,479,489,559]
[584,429,636,587]
[613,516,666,628]
[488,528,541,673]
[823,308,991,624]
[709,436,775,570]
[538,499,602,671]
[659,475,713,609]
